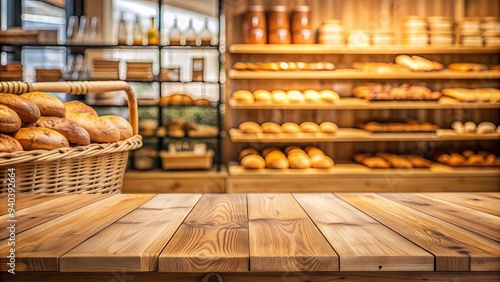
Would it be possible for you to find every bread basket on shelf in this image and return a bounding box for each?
[0,81,142,194]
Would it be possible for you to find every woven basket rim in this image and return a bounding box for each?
[0,134,143,167]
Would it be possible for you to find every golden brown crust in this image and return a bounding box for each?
[239,148,260,161]
[0,133,23,152]
[319,122,338,133]
[447,63,488,72]
[36,116,90,145]
[66,112,120,143]
[265,151,289,169]
[21,92,65,117]
[239,121,262,134]
[300,122,321,133]
[13,127,69,150]
[288,153,312,169]
[64,100,98,116]
[261,122,283,133]
[241,154,266,169]
[100,115,133,141]
[232,90,254,104]
[311,154,334,168]
[0,93,41,123]
[281,122,302,133]
[0,105,22,133]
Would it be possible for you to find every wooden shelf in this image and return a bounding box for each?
[229,44,500,55]
[229,97,500,110]
[229,128,500,143]
[228,69,500,80]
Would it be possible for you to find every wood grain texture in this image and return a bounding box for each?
[0,194,63,215]
[0,194,154,271]
[60,194,202,272]
[159,194,249,272]
[381,193,500,242]
[336,193,500,271]
[294,193,433,271]
[0,194,110,240]
[425,193,500,216]
[247,194,338,272]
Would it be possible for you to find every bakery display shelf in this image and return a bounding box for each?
[228,69,500,80]
[160,80,220,84]
[160,135,219,140]
[159,103,218,108]
[0,43,220,50]
[229,97,500,110]
[228,163,500,178]
[229,44,500,55]
[229,128,500,143]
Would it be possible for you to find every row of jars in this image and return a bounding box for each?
[243,5,313,44]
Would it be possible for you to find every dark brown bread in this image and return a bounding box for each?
[0,134,23,152]
[13,127,69,150]
[36,116,90,145]
[0,105,22,133]
[0,93,41,123]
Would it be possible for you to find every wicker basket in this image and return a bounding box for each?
[0,81,142,194]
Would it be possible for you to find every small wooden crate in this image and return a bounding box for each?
[160,150,214,170]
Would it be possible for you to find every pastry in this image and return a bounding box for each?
[13,127,69,151]
[232,90,255,104]
[0,105,22,133]
[21,92,65,117]
[241,154,266,169]
[261,122,282,133]
[0,93,41,123]
[281,122,302,133]
[466,154,484,165]
[239,121,262,134]
[35,116,90,145]
[476,122,496,134]
[0,133,23,152]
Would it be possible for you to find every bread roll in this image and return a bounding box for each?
[21,92,65,117]
[233,62,247,70]
[0,133,23,152]
[193,98,211,106]
[320,122,338,133]
[0,105,22,133]
[287,90,305,103]
[261,122,282,133]
[241,154,266,169]
[447,63,488,72]
[303,89,320,102]
[319,90,340,103]
[307,148,324,157]
[265,151,289,169]
[239,121,262,134]
[13,127,69,151]
[64,100,98,116]
[271,90,288,104]
[284,145,301,154]
[239,148,260,161]
[100,115,133,141]
[0,93,41,123]
[288,153,312,169]
[233,90,254,104]
[36,116,90,145]
[300,122,321,133]
[287,148,307,157]
[281,122,302,133]
[66,112,120,143]
[253,90,272,103]
[261,146,280,157]
[311,154,334,168]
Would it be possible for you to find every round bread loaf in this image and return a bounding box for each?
[0,93,41,123]
[0,105,22,133]
[36,116,90,145]
[287,148,307,157]
[311,154,335,168]
[261,122,283,133]
[100,115,133,141]
[233,90,254,104]
[66,112,120,143]
[239,148,260,161]
[271,90,288,104]
[64,100,98,116]
[319,90,340,103]
[0,133,23,152]
[13,127,69,151]
[303,89,320,102]
[320,122,338,133]
[281,122,302,133]
[265,151,289,169]
[284,145,301,154]
[21,92,65,117]
[300,122,321,133]
[287,90,305,103]
[253,90,272,103]
[261,146,280,157]
[288,153,312,169]
[239,121,262,134]
[241,154,266,169]
[193,98,211,106]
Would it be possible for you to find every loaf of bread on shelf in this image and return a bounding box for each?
[441,88,476,102]
[288,153,312,169]
[22,91,65,117]
[362,157,391,168]
[284,145,301,154]
[100,115,133,141]
[64,100,98,116]
[311,154,334,168]
[232,90,255,104]
[281,122,302,133]
[271,90,288,104]
[239,148,260,161]
[287,90,305,103]
[233,62,247,70]
[0,93,41,123]
[304,145,324,157]
[0,133,23,152]
[395,55,443,72]
[13,127,69,151]
[300,122,321,133]
[261,122,283,133]
[319,122,338,133]
[287,148,306,157]
[241,154,266,169]
[261,146,280,157]
[35,116,90,145]
[265,150,289,169]
[303,89,320,102]
[239,121,262,134]
[253,89,272,103]
[193,98,212,106]
[66,112,120,143]
[319,90,340,103]
[447,63,488,72]
[0,105,22,133]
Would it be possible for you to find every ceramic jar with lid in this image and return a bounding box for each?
[243,5,267,44]
[267,5,289,31]
[291,6,313,44]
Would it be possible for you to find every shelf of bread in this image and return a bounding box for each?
[228,69,500,80]
[230,128,500,143]
[229,44,500,55]
[229,97,500,110]
[228,163,500,178]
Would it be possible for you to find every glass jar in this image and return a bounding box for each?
[268,29,291,44]
[293,29,314,44]
[243,5,267,44]
[291,6,310,31]
[267,5,289,31]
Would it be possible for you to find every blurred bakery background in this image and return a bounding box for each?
[0,0,499,193]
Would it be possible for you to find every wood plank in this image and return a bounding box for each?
[0,194,110,240]
[0,194,63,215]
[424,193,500,216]
[60,194,202,272]
[247,194,338,272]
[337,193,500,271]
[0,194,155,271]
[293,193,433,271]
[2,271,500,282]
[158,194,249,272]
[380,193,500,242]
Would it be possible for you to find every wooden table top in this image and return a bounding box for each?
[0,193,499,276]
